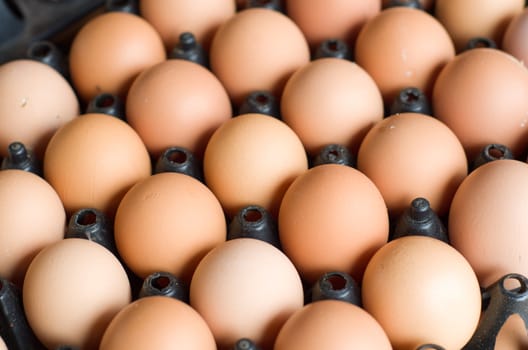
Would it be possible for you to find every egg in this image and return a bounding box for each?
[203,113,308,218]
[100,296,216,350]
[357,112,467,217]
[362,235,482,349]
[190,238,304,350]
[114,172,226,282]
[274,299,392,350]
[502,8,528,67]
[435,0,524,51]
[278,163,389,284]
[69,11,166,102]
[449,159,528,288]
[126,59,232,159]
[496,314,528,349]
[432,48,528,159]
[209,8,310,105]
[354,7,455,105]
[0,169,65,286]
[280,58,384,156]
[0,59,79,158]
[43,113,152,218]
[285,0,381,50]
[23,238,131,349]
[139,0,235,52]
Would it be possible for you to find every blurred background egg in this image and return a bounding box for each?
[362,235,482,349]
[502,7,528,67]
[23,238,131,349]
[209,8,310,105]
[100,296,216,350]
[69,11,166,103]
[0,59,79,158]
[126,59,232,159]
[203,113,308,218]
[114,172,226,282]
[0,169,65,286]
[285,0,381,51]
[435,0,524,52]
[280,57,384,156]
[274,300,392,350]
[139,0,236,52]
[354,7,455,105]
[449,159,528,288]
[278,163,389,284]
[43,113,151,218]
[432,48,528,160]
[190,238,304,350]
[357,112,467,217]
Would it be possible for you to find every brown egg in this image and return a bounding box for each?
[285,0,381,49]
[114,172,226,281]
[435,0,524,51]
[449,159,528,288]
[355,7,455,105]
[357,112,467,217]
[278,163,389,284]
[496,314,528,349]
[274,300,392,350]
[203,113,308,218]
[281,58,384,156]
[190,238,304,350]
[23,238,131,349]
[362,236,482,349]
[69,11,166,102]
[432,48,528,159]
[126,59,232,158]
[139,0,235,51]
[0,169,65,286]
[43,113,151,218]
[0,59,79,158]
[209,8,310,105]
[502,8,528,66]
[100,296,216,350]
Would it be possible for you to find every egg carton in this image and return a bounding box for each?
[0,0,106,65]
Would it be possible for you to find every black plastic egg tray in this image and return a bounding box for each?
[0,0,106,65]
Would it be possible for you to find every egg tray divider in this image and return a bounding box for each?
[0,0,106,65]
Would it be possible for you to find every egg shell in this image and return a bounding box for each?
[126,59,232,159]
[357,112,467,217]
[449,159,528,288]
[280,57,384,156]
[435,0,524,51]
[203,113,308,218]
[114,172,226,281]
[0,59,79,158]
[139,0,236,52]
[362,235,482,349]
[190,238,304,350]
[0,169,65,286]
[69,11,166,102]
[23,238,131,349]
[496,314,528,349]
[432,48,528,159]
[285,0,381,49]
[274,299,392,350]
[100,296,216,350]
[209,8,310,105]
[43,113,152,218]
[354,6,455,105]
[278,163,389,284]
[502,8,528,64]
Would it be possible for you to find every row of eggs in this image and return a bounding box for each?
[2,0,528,349]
